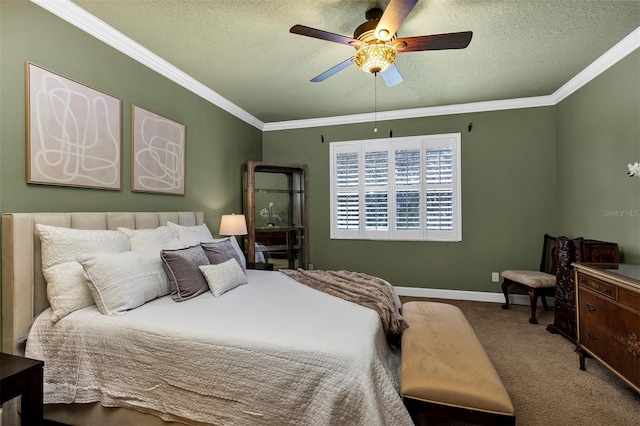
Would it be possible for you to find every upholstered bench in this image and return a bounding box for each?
[400,301,516,425]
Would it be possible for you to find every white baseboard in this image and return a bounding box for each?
[394,286,553,307]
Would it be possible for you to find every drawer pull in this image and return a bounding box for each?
[604,288,612,296]
[587,332,597,341]
[585,304,596,312]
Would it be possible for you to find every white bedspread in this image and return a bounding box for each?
[26,270,413,425]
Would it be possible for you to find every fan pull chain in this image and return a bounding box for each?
[374,72,378,133]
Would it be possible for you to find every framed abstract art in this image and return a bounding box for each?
[26,62,122,189]
[131,105,186,195]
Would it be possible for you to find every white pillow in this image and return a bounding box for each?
[225,236,247,269]
[37,224,129,270]
[117,225,179,251]
[36,224,129,321]
[166,221,214,246]
[43,262,95,322]
[78,250,170,315]
[165,222,246,268]
[199,259,248,297]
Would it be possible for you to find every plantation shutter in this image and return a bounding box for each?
[363,142,390,236]
[331,134,461,241]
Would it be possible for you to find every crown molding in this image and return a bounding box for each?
[550,26,640,104]
[265,25,640,132]
[262,95,556,131]
[31,0,265,130]
[32,1,639,133]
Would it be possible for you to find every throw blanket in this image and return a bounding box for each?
[280,269,409,334]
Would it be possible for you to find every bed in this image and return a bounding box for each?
[1,211,413,425]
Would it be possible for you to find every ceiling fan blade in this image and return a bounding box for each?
[395,31,473,52]
[290,24,361,47]
[375,0,419,41]
[311,57,356,82]
[381,63,403,87]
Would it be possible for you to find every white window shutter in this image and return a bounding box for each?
[331,134,461,242]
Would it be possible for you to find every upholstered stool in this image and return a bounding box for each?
[501,234,557,324]
[501,270,555,324]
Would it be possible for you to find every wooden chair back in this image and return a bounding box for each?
[539,234,557,275]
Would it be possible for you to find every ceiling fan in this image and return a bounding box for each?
[290,0,472,87]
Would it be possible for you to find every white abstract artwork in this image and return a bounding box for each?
[132,105,185,195]
[27,62,121,189]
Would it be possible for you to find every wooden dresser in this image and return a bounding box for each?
[574,263,640,393]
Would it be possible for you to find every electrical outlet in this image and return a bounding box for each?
[491,272,500,282]
[308,263,314,270]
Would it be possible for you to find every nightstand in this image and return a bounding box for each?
[1,352,44,425]
[247,262,275,271]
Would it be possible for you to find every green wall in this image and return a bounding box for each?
[1,1,638,317]
[556,50,640,263]
[0,0,262,343]
[1,0,262,223]
[263,46,640,290]
[263,108,557,292]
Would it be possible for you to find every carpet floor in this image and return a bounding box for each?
[399,297,640,426]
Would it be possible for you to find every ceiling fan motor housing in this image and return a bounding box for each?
[354,8,387,42]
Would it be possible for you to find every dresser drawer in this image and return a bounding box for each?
[577,274,617,300]
[579,289,639,336]
[619,286,640,313]
[580,325,640,389]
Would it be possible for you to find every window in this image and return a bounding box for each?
[330,134,461,241]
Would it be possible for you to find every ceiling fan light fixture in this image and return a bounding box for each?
[355,43,397,74]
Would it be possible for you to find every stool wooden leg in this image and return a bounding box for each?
[501,281,511,310]
[528,290,539,324]
[540,294,549,311]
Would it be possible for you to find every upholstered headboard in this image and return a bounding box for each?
[1,211,204,355]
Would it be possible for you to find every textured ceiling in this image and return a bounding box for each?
[71,0,640,123]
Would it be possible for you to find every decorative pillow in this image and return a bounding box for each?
[201,239,245,271]
[117,225,179,251]
[43,262,95,322]
[36,224,129,321]
[166,221,214,246]
[199,259,248,297]
[160,244,211,302]
[78,250,171,315]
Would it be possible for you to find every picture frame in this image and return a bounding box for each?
[131,105,186,195]
[26,62,122,190]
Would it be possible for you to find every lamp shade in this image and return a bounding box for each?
[219,214,247,236]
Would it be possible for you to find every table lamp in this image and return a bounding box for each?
[219,214,247,237]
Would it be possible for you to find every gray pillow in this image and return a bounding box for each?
[201,239,245,271]
[161,244,210,302]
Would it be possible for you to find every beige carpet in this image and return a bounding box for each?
[400,297,640,426]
